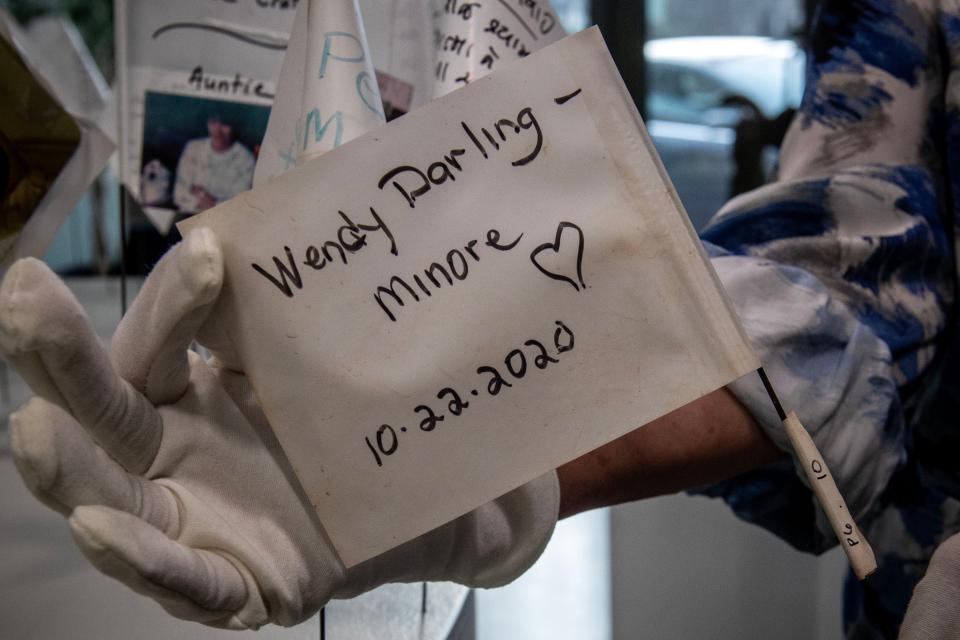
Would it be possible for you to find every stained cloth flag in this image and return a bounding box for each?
[342,0,568,121]
[182,27,760,567]
[254,0,385,186]
[431,0,566,97]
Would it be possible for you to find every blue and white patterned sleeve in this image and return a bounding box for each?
[692,0,954,560]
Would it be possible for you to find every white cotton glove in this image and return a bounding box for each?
[0,228,559,630]
[899,533,960,639]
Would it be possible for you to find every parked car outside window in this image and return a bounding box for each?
[645,36,805,229]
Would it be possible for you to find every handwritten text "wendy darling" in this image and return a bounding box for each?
[249,89,583,304]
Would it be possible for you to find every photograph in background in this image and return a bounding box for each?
[116,0,294,238]
[139,91,268,219]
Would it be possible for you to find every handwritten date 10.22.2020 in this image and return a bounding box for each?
[364,320,576,467]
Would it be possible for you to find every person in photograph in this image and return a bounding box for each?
[173,113,255,214]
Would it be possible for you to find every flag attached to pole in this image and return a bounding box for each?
[255,0,384,186]
[183,27,762,567]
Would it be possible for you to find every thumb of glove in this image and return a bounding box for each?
[900,533,960,639]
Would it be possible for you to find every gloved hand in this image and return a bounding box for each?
[0,228,559,630]
[899,532,960,639]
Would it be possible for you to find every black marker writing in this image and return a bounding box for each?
[153,23,285,51]
[251,207,396,297]
[510,108,542,165]
[378,105,544,209]
[484,19,531,57]
[365,320,576,467]
[530,221,587,290]
[251,246,302,298]
[511,0,558,35]
[461,122,488,159]
[187,66,274,99]
[254,88,584,300]
[374,228,523,321]
[443,0,481,20]
[255,0,299,9]
[554,88,582,105]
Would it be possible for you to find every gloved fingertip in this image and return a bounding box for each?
[9,399,60,496]
[0,257,86,357]
[70,506,172,582]
[929,532,960,577]
[69,506,152,577]
[0,258,52,299]
[70,505,252,623]
[0,258,44,354]
[178,228,224,306]
[68,505,115,557]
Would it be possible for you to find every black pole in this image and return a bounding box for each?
[757,367,787,421]
[119,184,128,316]
[591,0,647,119]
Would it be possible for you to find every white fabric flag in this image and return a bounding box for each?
[432,0,565,96]
[0,11,114,276]
[254,0,385,185]
[182,27,759,567]
[23,17,112,131]
[355,0,568,118]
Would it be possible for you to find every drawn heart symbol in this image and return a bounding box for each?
[530,221,586,291]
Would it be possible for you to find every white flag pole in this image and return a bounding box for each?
[757,368,877,580]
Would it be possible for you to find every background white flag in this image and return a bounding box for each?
[254,0,385,186]
[0,10,113,276]
[431,0,566,97]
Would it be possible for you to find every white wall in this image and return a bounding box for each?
[477,509,612,640]
[611,493,847,640]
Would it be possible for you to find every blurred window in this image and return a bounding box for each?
[551,0,591,34]
[644,0,805,229]
[648,62,728,125]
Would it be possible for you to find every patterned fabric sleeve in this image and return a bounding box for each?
[693,0,954,561]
